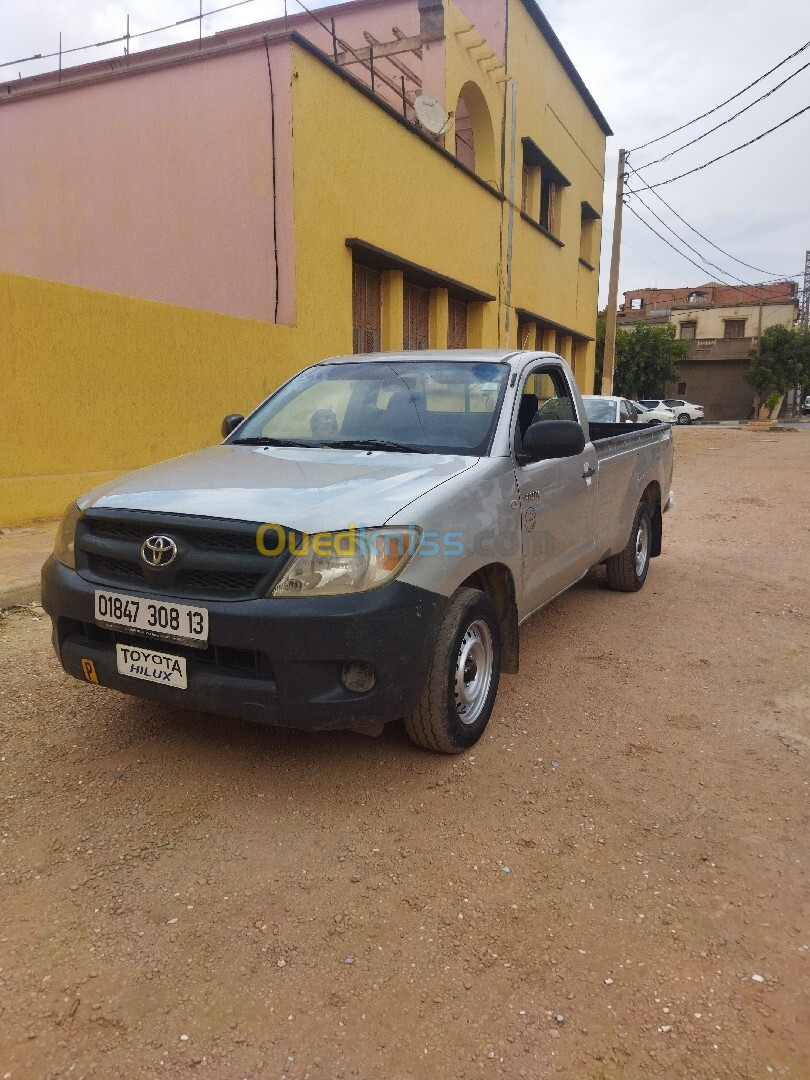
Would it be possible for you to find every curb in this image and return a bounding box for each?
[0,578,41,609]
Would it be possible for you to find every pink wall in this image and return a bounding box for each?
[0,43,295,324]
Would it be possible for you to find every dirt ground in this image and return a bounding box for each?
[1,427,808,1080]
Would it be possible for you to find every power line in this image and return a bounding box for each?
[634,60,810,171]
[628,38,810,154]
[625,163,802,280]
[0,0,264,70]
[639,104,810,189]
[627,190,758,288]
[625,204,796,308]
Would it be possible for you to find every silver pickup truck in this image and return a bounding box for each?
[42,350,674,753]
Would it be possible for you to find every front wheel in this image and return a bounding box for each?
[677,413,691,425]
[404,588,501,753]
[605,503,652,592]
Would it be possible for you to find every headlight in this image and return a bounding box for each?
[53,501,83,569]
[269,527,420,597]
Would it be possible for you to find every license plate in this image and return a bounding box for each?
[116,644,187,689]
[95,590,208,647]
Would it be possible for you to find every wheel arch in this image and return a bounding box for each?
[641,481,662,558]
[458,562,519,674]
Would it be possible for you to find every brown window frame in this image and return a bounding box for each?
[448,297,468,349]
[539,171,557,233]
[352,263,382,354]
[679,321,697,340]
[723,319,746,339]
[403,282,430,351]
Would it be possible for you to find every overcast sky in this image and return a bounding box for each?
[2,0,809,307]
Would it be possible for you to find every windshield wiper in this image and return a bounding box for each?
[318,439,433,454]
[230,437,314,447]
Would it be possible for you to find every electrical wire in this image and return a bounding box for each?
[625,203,796,307]
[625,204,751,292]
[638,104,810,189]
[625,163,802,279]
[628,38,810,154]
[0,0,265,70]
[634,60,810,171]
[627,190,758,288]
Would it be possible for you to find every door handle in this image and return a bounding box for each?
[582,465,596,479]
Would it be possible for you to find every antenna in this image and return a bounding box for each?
[413,94,449,137]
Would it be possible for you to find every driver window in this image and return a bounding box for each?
[515,366,576,445]
[619,400,634,423]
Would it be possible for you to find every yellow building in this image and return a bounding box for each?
[0,0,610,525]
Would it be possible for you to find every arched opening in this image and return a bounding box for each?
[453,81,496,182]
[454,95,475,171]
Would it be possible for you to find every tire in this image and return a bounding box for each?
[404,588,501,753]
[605,502,652,592]
[677,413,691,425]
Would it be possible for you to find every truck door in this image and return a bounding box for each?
[513,364,597,612]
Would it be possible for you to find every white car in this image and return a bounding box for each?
[662,398,704,425]
[580,395,641,424]
[633,401,676,425]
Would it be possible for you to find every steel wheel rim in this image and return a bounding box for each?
[635,517,650,577]
[454,619,493,726]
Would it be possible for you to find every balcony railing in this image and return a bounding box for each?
[686,336,758,359]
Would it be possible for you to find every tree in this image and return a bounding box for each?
[745,325,810,417]
[594,313,689,399]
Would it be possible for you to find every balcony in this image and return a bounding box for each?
[685,336,758,360]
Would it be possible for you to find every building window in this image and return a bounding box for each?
[403,282,430,350]
[630,298,643,311]
[448,298,468,348]
[724,319,746,338]
[680,321,697,340]
[677,381,687,396]
[521,166,532,213]
[521,138,570,239]
[686,291,706,304]
[579,201,600,266]
[540,172,557,233]
[352,263,381,353]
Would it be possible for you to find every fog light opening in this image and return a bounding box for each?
[341,662,376,693]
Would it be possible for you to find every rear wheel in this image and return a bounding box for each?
[677,413,691,425]
[605,503,652,592]
[404,588,501,753]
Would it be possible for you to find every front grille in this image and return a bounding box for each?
[194,532,258,554]
[179,569,265,594]
[89,554,144,582]
[76,511,292,601]
[91,521,147,543]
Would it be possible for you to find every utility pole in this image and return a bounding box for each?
[601,149,626,396]
[802,249,810,329]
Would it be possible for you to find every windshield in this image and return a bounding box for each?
[582,398,616,423]
[231,361,510,455]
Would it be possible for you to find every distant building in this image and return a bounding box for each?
[617,281,799,420]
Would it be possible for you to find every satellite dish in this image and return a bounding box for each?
[414,95,449,136]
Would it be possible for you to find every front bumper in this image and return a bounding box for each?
[41,557,447,730]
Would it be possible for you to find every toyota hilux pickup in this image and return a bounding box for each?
[42,350,674,753]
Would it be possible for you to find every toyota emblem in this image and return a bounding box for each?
[140,535,178,568]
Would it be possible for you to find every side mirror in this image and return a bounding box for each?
[221,414,244,439]
[519,420,585,463]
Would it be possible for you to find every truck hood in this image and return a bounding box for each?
[78,445,478,533]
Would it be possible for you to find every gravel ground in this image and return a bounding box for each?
[1,427,808,1080]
